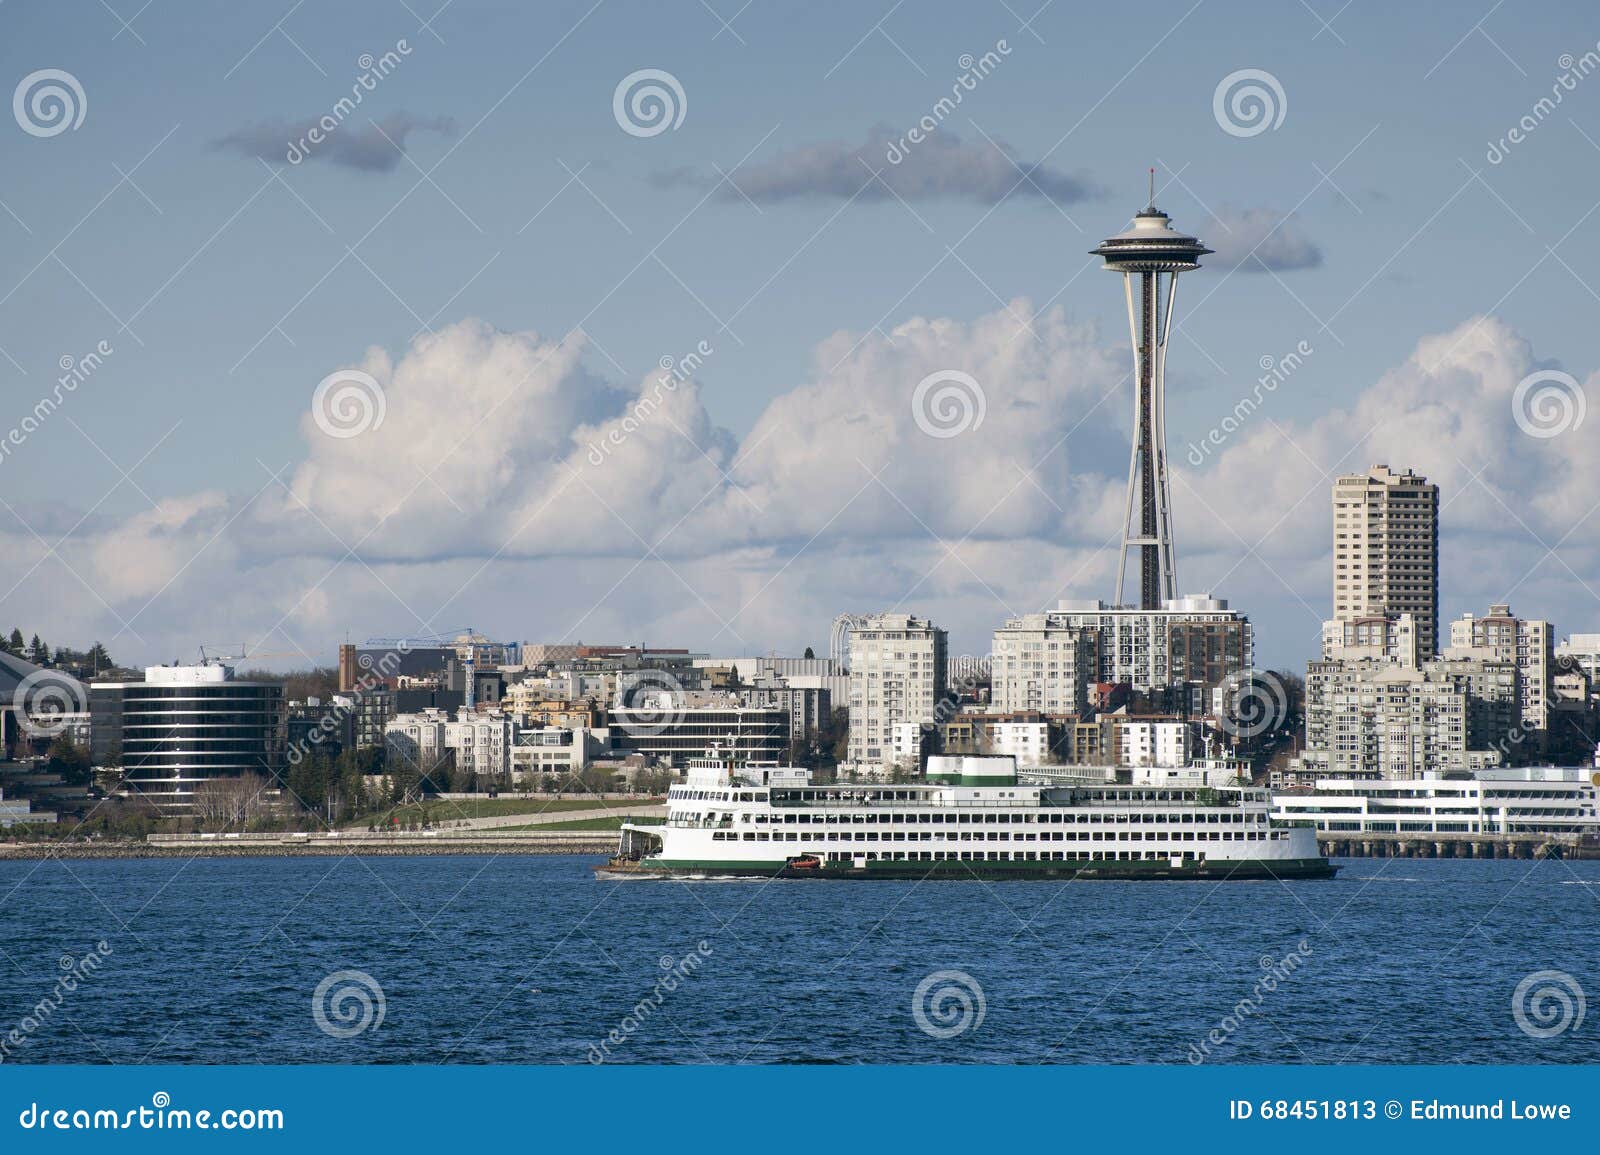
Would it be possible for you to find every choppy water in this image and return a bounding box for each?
[1,855,1597,1063]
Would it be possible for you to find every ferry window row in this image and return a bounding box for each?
[745,811,1261,825]
[711,829,1271,843]
[670,789,768,803]
[806,850,1204,863]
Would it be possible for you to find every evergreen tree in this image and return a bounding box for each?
[28,634,46,664]
[45,736,92,786]
[86,642,112,674]
[3,629,20,656]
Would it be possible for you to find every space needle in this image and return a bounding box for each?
[1092,173,1211,610]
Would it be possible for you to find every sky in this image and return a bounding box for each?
[1,0,1598,673]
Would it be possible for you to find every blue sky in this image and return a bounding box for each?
[2,0,1598,671]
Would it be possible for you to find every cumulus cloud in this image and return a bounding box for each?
[87,493,232,603]
[214,112,454,171]
[4,308,1596,671]
[1204,206,1324,271]
[658,125,1097,205]
[1172,315,1599,646]
[260,321,733,563]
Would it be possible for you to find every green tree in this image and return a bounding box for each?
[46,736,92,786]
[803,646,815,659]
[28,634,46,664]
[3,628,21,655]
[419,753,453,795]
[86,642,112,674]
[285,753,331,815]
[823,705,850,766]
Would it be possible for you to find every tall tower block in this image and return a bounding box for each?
[1092,178,1211,609]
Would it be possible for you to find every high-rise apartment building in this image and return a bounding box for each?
[1447,603,1552,732]
[998,596,1251,695]
[1321,613,1419,666]
[1300,657,1517,780]
[990,616,1098,715]
[1332,465,1440,657]
[846,613,948,769]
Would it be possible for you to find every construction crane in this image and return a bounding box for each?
[195,645,303,666]
[360,627,478,650]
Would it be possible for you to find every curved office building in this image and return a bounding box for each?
[94,664,286,812]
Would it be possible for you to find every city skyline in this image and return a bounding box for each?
[2,2,1598,675]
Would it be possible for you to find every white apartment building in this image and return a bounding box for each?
[510,726,605,783]
[847,613,948,770]
[386,708,518,785]
[888,720,928,773]
[1113,720,1190,768]
[1299,659,1517,780]
[1321,613,1419,666]
[1005,595,1252,694]
[988,720,1054,764]
[447,711,517,785]
[384,710,450,772]
[1446,603,1552,731]
[989,616,1097,715]
[1332,465,1440,657]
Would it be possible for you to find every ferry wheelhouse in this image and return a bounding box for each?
[601,755,1336,881]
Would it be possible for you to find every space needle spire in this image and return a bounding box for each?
[1092,173,1211,609]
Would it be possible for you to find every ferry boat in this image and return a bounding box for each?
[599,754,1337,881]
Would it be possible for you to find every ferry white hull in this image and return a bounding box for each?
[603,763,1336,882]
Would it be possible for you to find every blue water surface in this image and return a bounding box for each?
[1,854,1596,1064]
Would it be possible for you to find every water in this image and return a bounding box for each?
[1,855,1596,1064]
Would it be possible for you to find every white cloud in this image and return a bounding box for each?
[4,309,1596,671]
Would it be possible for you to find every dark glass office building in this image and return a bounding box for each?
[92,665,286,812]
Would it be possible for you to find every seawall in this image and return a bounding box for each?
[0,831,615,860]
